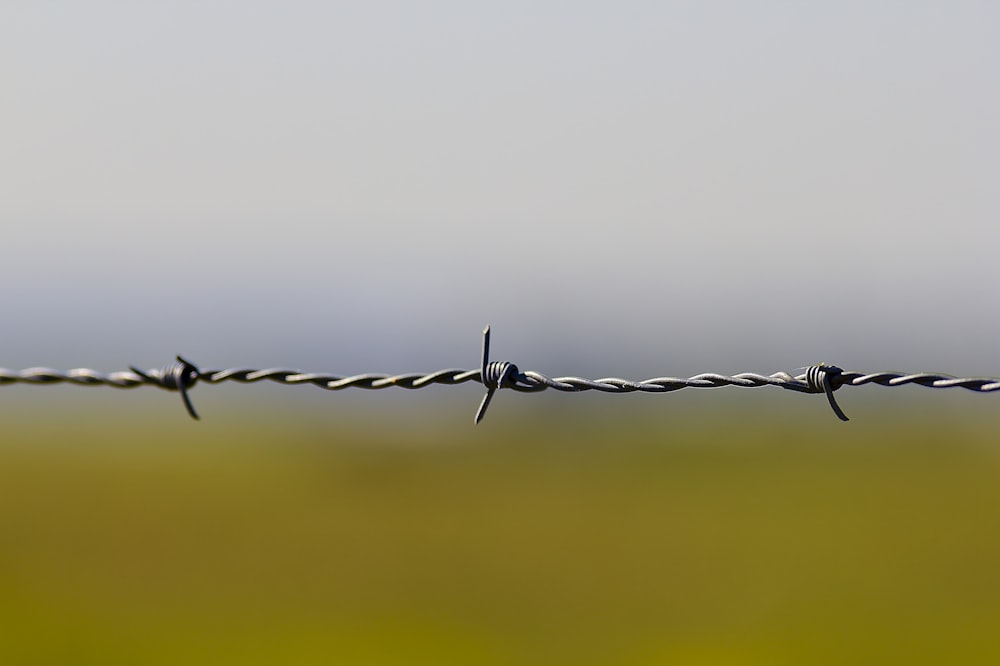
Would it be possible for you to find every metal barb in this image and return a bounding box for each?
[129,355,201,420]
[474,326,520,424]
[475,326,495,424]
[806,363,849,422]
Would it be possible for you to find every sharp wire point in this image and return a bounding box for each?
[476,324,495,424]
[475,389,495,425]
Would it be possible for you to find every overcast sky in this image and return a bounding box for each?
[2,2,998,380]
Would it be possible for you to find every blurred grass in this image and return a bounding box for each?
[1,395,999,664]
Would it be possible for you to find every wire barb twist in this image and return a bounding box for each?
[2,326,999,424]
[129,356,201,420]
[475,326,523,424]
[805,364,849,422]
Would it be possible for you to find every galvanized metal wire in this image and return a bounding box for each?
[2,326,998,423]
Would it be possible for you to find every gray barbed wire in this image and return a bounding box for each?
[1,326,998,423]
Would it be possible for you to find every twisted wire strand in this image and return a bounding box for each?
[0,368,146,387]
[3,366,998,393]
[2,325,998,423]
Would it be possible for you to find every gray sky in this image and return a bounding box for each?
[2,1,998,379]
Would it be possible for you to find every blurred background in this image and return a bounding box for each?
[2,1,999,663]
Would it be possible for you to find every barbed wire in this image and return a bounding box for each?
[1,326,998,424]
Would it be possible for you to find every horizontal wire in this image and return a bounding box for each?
[2,366,998,393]
[2,325,998,423]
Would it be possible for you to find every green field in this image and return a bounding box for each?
[1,394,998,664]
